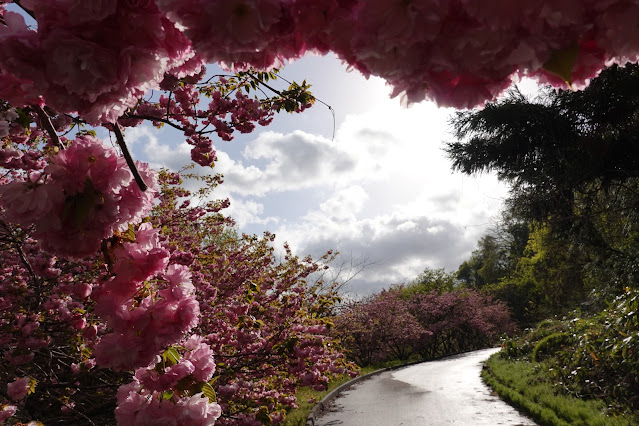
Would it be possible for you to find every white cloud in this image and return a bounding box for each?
[120,56,511,298]
[206,96,507,295]
[124,125,191,171]
[319,185,368,221]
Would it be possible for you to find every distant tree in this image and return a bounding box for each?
[402,267,459,297]
[333,286,516,365]
[407,289,516,359]
[333,288,423,365]
[486,224,587,324]
[456,209,530,291]
[446,64,639,229]
[447,64,639,299]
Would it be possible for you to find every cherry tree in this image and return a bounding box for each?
[0,0,637,424]
[333,288,425,365]
[0,38,335,426]
[334,287,516,366]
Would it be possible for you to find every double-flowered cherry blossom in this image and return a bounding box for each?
[2,1,639,119]
[0,135,157,258]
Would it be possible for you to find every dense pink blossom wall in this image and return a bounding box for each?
[2,0,639,118]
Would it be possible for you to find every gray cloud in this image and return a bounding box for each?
[276,209,490,297]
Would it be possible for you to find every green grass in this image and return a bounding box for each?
[482,354,638,426]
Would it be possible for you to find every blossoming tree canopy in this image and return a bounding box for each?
[1,0,639,120]
[0,0,638,425]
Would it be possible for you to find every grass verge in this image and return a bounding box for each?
[482,354,638,426]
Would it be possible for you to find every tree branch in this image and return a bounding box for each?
[13,0,37,20]
[34,105,65,150]
[111,124,147,192]
[0,220,42,309]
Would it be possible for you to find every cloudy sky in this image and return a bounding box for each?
[126,53,517,296]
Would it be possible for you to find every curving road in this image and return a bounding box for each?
[315,348,536,426]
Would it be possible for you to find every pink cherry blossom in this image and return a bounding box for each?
[183,337,216,382]
[0,179,64,227]
[0,405,17,423]
[7,377,31,401]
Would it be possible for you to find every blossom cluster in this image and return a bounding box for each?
[2,0,639,122]
[0,133,354,424]
[158,0,639,108]
[151,175,356,424]
[0,0,199,124]
[0,135,156,258]
[115,336,221,426]
[125,79,277,167]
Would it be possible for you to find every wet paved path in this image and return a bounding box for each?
[316,348,537,426]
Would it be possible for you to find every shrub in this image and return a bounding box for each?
[532,333,570,362]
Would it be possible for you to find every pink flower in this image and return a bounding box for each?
[41,30,120,104]
[184,340,216,382]
[163,264,195,301]
[175,393,222,425]
[45,135,130,194]
[0,180,64,227]
[21,321,39,336]
[0,405,17,423]
[21,135,159,259]
[0,11,44,107]
[114,384,151,425]
[0,0,197,124]
[0,146,22,167]
[73,283,92,299]
[115,382,221,426]
[102,224,169,291]
[82,324,98,340]
[158,0,287,67]
[7,377,31,401]
[136,360,195,392]
[93,332,150,371]
[115,162,158,231]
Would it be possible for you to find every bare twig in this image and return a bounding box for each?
[111,124,147,192]
[248,72,336,140]
[34,105,66,149]
[123,113,185,132]
[0,220,42,308]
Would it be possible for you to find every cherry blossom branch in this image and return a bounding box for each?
[271,73,336,140]
[124,113,185,132]
[0,220,41,308]
[13,0,37,20]
[34,105,65,150]
[61,402,97,426]
[111,124,147,192]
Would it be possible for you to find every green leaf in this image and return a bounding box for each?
[202,383,217,403]
[162,347,180,366]
[122,224,136,242]
[15,107,31,128]
[247,280,260,294]
[27,378,37,395]
[542,44,579,86]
